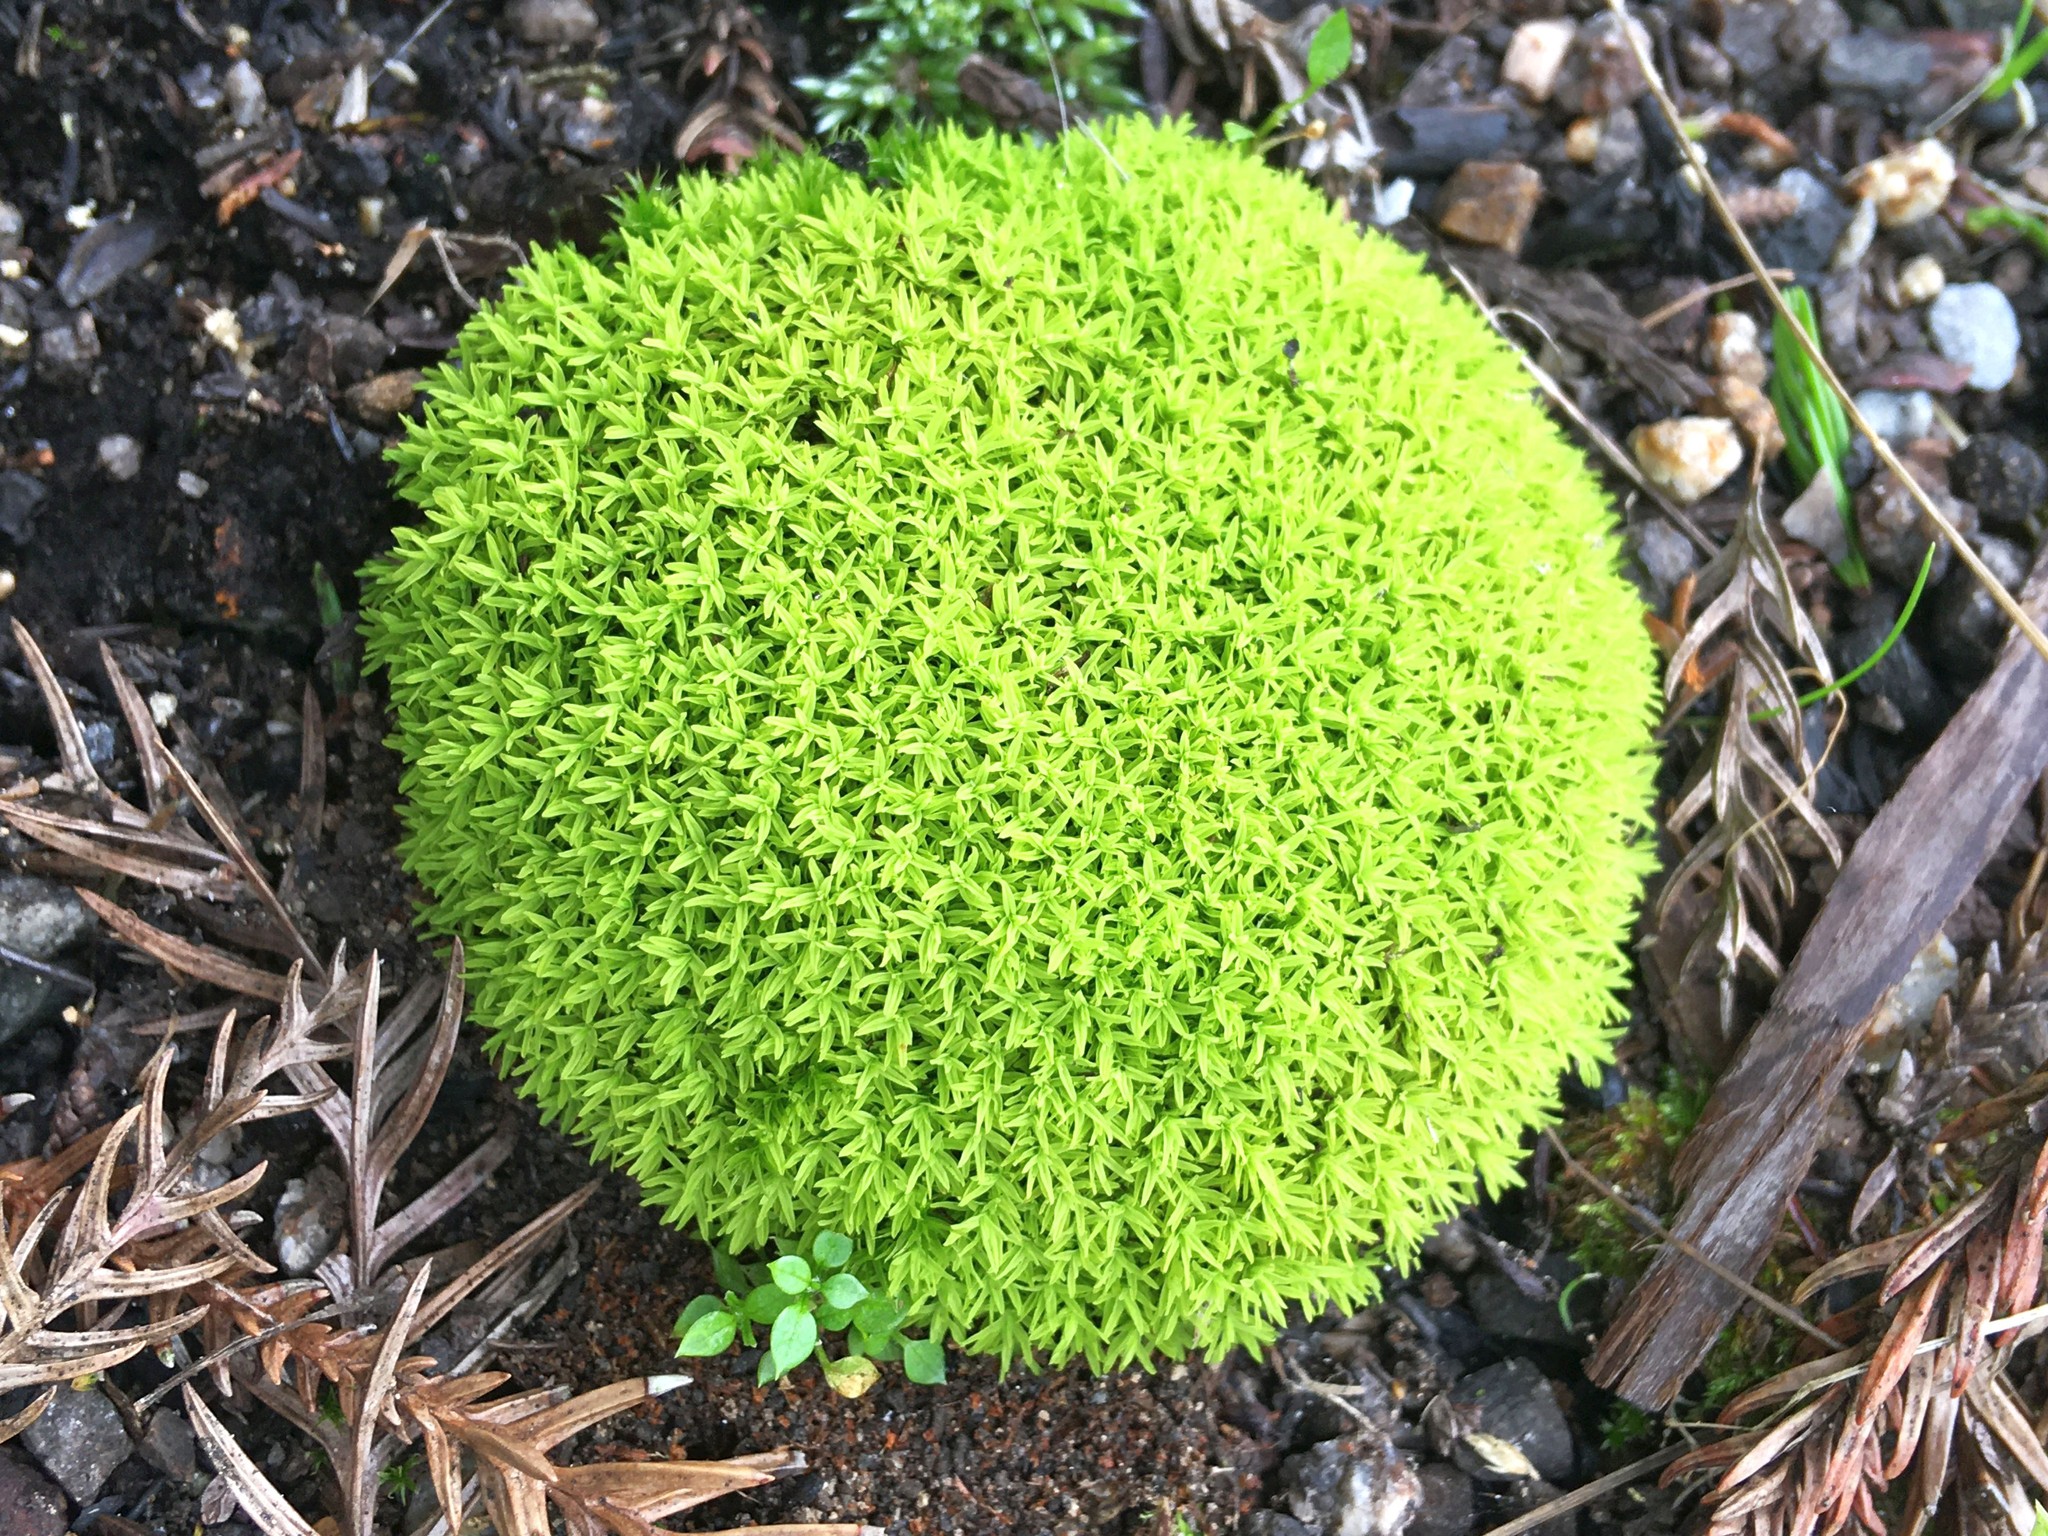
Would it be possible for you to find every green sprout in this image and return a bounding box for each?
[674,1231,944,1391]
[1966,203,2048,257]
[311,561,355,697]
[1222,11,1354,153]
[1767,287,1868,589]
[379,1458,424,1502]
[361,118,1660,1372]
[1984,0,2048,105]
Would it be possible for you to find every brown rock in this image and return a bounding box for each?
[1713,375,1784,460]
[343,369,423,425]
[1435,162,1544,255]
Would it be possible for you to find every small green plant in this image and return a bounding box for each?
[1599,1401,1657,1455]
[379,1458,423,1502]
[798,0,1143,134]
[1221,11,1353,152]
[1984,0,2048,106]
[1967,202,2048,257]
[1767,287,1867,589]
[674,1231,944,1391]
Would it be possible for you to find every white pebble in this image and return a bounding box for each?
[176,470,209,499]
[1844,140,1955,228]
[1629,417,1744,503]
[1929,282,2021,391]
[223,59,267,129]
[1501,20,1577,104]
[1894,254,1945,307]
[1702,311,1767,385]
[96,434,141,482]
[1851,388,1935,443]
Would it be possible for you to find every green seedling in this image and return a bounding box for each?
[1767,286,1869,589]
[674,1231,944,1390]
[311,561,356,697]
[1222,11,1353,152]
[1966,203,2048,257]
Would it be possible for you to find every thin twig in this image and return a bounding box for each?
[0,942,93,994]
[1478,1444,1689,1536]
[1607,0,2048,665]
[1638,269,1797,329]
[1544,1128,1839,1349]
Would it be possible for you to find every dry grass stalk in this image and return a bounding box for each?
[1652,482,1842,1037]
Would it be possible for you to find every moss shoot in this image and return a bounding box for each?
[362,117,1659,1370]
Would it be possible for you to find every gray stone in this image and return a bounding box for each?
[0,471,44,543]
[1465,1265,1575,1347]
[1279,1440,1423,1536]
[223,59,266,129]
[0,1448,64,1536]
[1717,0,1794,80]
[0,877,93,1046]
[1756,168,1854,277]
[1850,388,1935,445]
[1927,534,2030,683]
[1820,32,1933,98]
[139,1408,197,1484]
[1929,283,2021,391]
[0,202,22,250]
[1443,1360,1574,1484]
[1634,518,1699,591]
[22,1384,130,1504]
[507,0,600,45]
[34,310,99,386]
[1410,1463,1477,1536]
[1777,0,1850,64]
[274,1162,347,1275]
[1953,433,2046,532]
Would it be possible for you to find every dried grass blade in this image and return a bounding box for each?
[12,621,108,800]
[1880,1176,2010,1305]
[1794,1229,1927,1305]
[1718,1350,1865,1426]
[509,1375,665,1453]
[1717,1384,1848,1494]
[349,1264,433,1533]
[1851,1260,1949,1433]
[366,955,462,1200]
[370,1118,516,1279]
[74,889,288,1000]
[407,1181,598,1345]
[98,641,176,813]
[162,753,319,970]
[1953,1222,2001,1394]
[1997,1134,2048,1314]
[0,1386,53,1444]
[1965,1373,2048,1496]
[184,1384,320,1536]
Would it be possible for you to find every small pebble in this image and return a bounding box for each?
[357,196,386,239]
[1850,388,1934,444]
[96,434,141,481]
[223,59,266,129]
[1500,20,1576,103]
[1928,283,2021,391]
[0,571,17,603]
[1629,417,1744,503]
[1633,518,1699,589]
[343,369,423,425]
[1551,12,1650,116]
[1562,117,1601,164]
[1857,461,1973,588]
[1434,161,1544,255]
[1715,375,1784,459]
[1702,311,1767,385]
[1927,533,2030,681]
[0,200,23,249]
[1781,474,1851,566]
[1952,433,2047,532]
[176,470,209,499]
[507,0,600,45]
[1843,141,1955,229]
[1894,254,1945,307]
[1821,32,1934,98]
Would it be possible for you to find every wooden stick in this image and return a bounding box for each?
[1588,554,2048,1407]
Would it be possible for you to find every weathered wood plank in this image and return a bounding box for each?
[1588,557,2048,1408]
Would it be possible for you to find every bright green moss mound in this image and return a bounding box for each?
[362,117,1658,1370]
